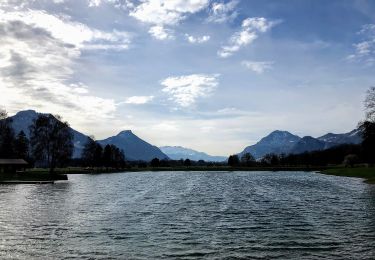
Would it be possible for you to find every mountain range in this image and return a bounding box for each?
[8,110,168,161]
[239,129,362,160]
[7,110,363,162]
[160,146,227,162]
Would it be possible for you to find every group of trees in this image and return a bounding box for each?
[0,111,30,160]
[81,137,126,169]
[0,111,74,173]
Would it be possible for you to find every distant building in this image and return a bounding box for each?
[0,159,28,174]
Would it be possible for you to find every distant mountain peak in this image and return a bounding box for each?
[118,130,134,137]
[160,146,226,162]
[99,130,168,161]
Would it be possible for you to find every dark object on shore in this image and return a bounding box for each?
[0,159,28,174]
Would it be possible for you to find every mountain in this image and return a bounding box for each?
[160,146,227,162]
[290,136,326,154]
[8,110,89,158]
[98,130,168,161]
[318,129,362,148]
[239,128,362,159]
[239,130,301,160]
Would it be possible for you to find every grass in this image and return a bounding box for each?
[321,167,375,184]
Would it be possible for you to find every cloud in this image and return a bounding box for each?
[347,24,375,66]
[0,9,131,50]
[0,7,117,127]
[122,96,154,104]
[149,25,174,40]
[241,60,274,74]
[218,17,279,58]
[207,0,238,23]
[87,0,134,9]
[161,74,219,107]
[185,34,210,43]
[129,0,210,40]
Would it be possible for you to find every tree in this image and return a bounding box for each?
[81,136,98,167]
[184,158,191,167]
[0,109,16,158]
[261,153,280,166]
[150,158,160,167]
[359,121,375,164]
[102,144,113,168]
[365,86,375,122]
[228,154,240,167]
[14,131,29,160]
[359,87,375,164]
[93,143,103,167]
[29,114,74,173]
[343,154,359,168]
[241,152,256,166]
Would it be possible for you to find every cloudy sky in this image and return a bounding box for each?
[1,0,374,156]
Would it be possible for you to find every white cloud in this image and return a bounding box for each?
[347,24,375,66]
[241,60,274,74]
[0,9,131,50]
[207,0,238,23]
[218,17,279,58]
[149,25,174,40]
[129,0,209,39]
[186,34,210,43]
[0,7,118,128]
[122,96,154,104]
[88,0,101,7]
[161,74,219,107]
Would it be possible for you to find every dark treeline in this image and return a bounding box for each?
[226,144,363,168]
[0,110,31,162]
[80,137,126,169]
[137,158,225,168]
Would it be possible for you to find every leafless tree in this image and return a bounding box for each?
[365,86,375,122]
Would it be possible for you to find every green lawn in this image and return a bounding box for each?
[322,167,375,184]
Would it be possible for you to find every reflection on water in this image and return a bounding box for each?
[0,171,374,259]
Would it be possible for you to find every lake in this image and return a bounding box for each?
[0,171,374,259]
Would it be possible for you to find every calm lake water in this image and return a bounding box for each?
[0,171,374,259]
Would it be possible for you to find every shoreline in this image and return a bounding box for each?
[1,166,374,184]
[320,167,375,184]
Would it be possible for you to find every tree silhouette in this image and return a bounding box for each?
[14,131,29,160]
[228,154,240,166]
[29,114,74,173]
[365,86,375,121]
[241,152,256,166]
[82,136,98,167]
[0,109,15,158]
[150,158,160,167]
[184,158,191,166]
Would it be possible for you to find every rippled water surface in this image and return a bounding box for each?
[1,171,375,259]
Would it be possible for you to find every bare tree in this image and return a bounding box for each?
[365,86,375,122]
[29,114,73,173]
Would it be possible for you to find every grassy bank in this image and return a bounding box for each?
[321,167,375,184]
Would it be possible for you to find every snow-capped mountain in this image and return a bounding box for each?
[160,146,227,162]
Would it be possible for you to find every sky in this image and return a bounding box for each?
[0,0,374,156]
